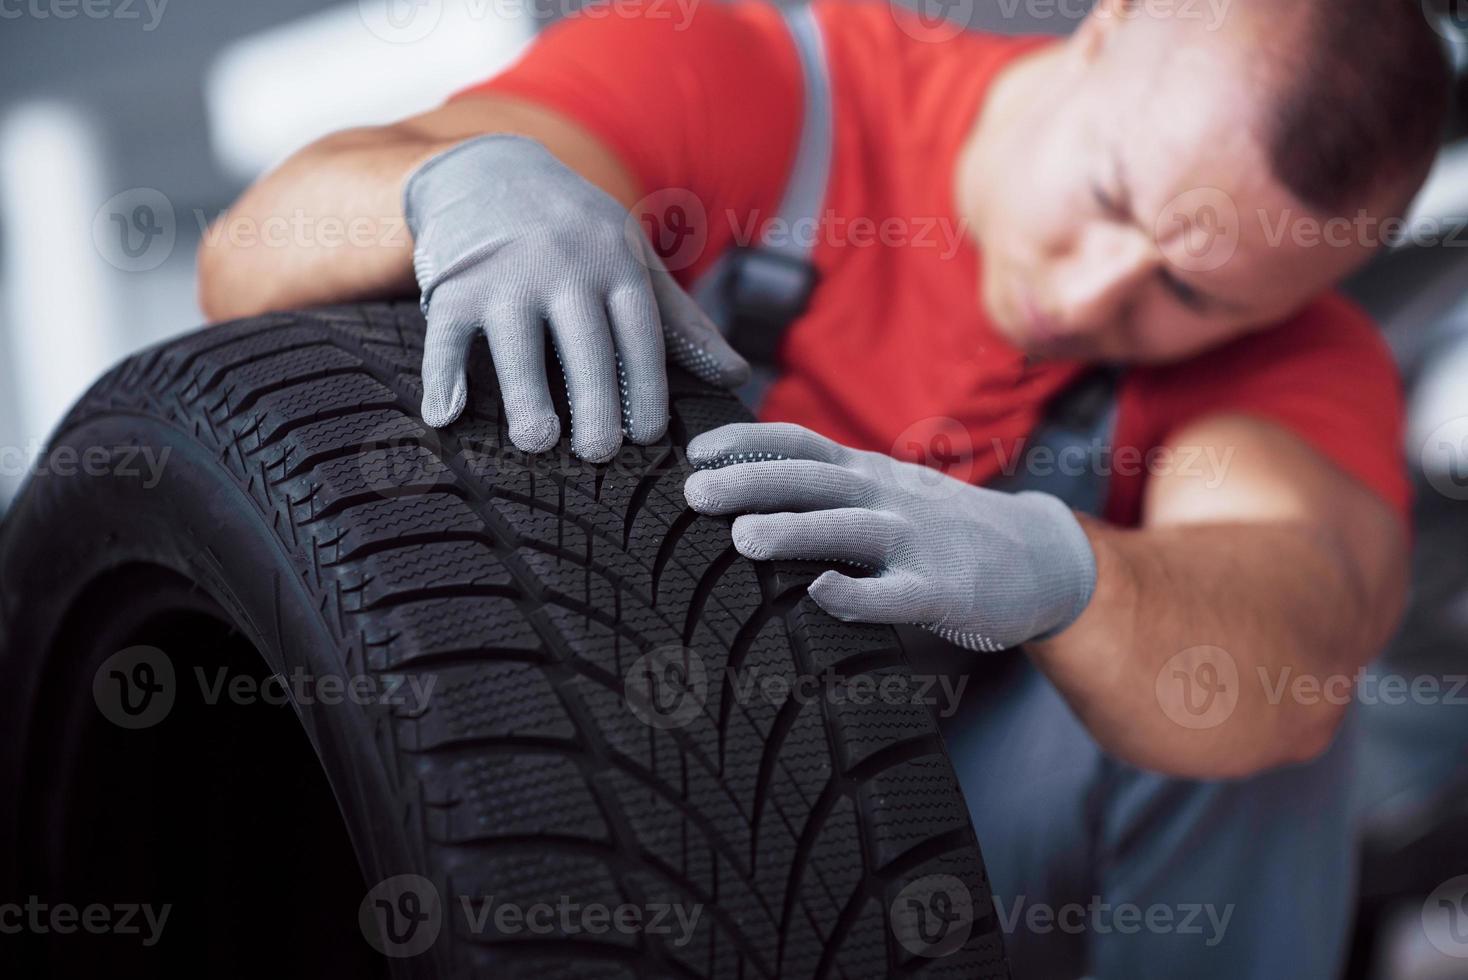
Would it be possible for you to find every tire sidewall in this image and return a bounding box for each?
[0,412,443,977]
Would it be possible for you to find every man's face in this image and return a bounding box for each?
[966,8,1388,364]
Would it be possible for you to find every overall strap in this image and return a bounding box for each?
[690,6,1123,518]
[985,368,1123,518]
[692,3,833,408]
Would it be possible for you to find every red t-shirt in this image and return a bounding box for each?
[456,0,1409,527]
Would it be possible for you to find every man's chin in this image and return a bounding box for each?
[1020,335,1098,363]
[994,315,1058,357]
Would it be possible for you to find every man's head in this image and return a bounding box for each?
[962,0,1452,363]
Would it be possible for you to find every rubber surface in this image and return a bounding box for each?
[0,303,1005,978]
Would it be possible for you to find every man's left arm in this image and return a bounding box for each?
[1028,413,1408,779]
[684,414,1408,781]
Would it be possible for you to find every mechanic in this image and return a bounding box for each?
[197,0,1451,975]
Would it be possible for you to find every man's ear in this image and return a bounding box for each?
[1072,0,1132,63]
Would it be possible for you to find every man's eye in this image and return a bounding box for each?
[1161,272,1210,313]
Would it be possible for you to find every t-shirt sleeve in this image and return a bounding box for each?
[450,1,803,284]
[1110,292,1411,526]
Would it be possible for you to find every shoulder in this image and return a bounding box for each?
[1136,291,1399,404]
[1108,292,1408,526]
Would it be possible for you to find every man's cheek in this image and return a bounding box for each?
[1134,317,1219,364]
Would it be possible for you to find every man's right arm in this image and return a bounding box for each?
[196,94,642,323]
[199,1,796,457]
[198,92,748,460]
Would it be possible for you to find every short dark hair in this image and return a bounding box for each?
[1265,0,1453,215]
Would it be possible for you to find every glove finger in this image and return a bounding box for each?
[684,459,866,515]
[607,281,671,446]
[687,422,848,469]
[548,293,624,463]
[807,569,927,624]
[420,305,480,429]
[482,297,561,454]
[648,262,751,388]
[730,508,903,566]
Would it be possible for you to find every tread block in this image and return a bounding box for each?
[403,661,574,751]
[426,753,608,845]
[858,754,973,870]
[336,539,514,611]
[248,372,400,447]
[362,595,542,668]
[314,491,486,564]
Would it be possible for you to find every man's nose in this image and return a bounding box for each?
[1049,224,1157,333]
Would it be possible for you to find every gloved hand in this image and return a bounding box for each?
[683,423,1097,651]
[404,134,750,461]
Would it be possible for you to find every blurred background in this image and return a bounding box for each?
[0,1,1467,976]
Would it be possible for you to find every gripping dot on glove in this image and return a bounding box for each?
[691,450,789,472]
[666,332,724,384]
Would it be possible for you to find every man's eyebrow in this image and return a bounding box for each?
[1112,149,1134,218]
[1092,148,1136,221]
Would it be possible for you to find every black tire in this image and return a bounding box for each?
[0,303,1005,979]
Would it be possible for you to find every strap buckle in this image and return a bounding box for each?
[722,246,820,366]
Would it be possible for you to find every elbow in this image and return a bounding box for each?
[1119,695,1349,782]
[195,229,271,323]
[1263,699,1346,772]
[1291,682,1356,760]
[1205,698,1348,781]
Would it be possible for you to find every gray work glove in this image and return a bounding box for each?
[683,423,1097,652]
[404,134,750,461]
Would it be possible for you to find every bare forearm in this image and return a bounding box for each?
[1028,519,1405,779]
[197,96,642,322]
[198,128,435,320]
